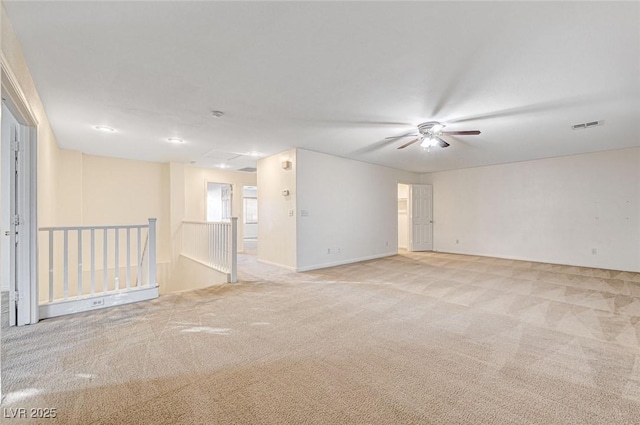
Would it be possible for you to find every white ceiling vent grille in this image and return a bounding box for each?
[572,120,603,130]
[237,167,257,173]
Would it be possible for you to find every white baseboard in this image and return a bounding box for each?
[39,286,159,320]
[432,248,640,274]
[296,252,397,272]
[256,258,297,271]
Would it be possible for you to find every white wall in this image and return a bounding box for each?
[296,149,420,271]
[257,149,297,269]
[2,3,64,299]
[421,147,640,272]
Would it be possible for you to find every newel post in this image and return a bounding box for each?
[148,218,157,287]
[230,217,238,283]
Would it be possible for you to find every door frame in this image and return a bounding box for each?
[408,184,433,252]
[397,183,410,250]
[2,53,39,326]
[242,185,258,241]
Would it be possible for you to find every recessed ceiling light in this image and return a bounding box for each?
[211,111,224,118]
[167,137,184,144]
[94,125,115,132]
[247,151,262,157]
[218,163,230,169]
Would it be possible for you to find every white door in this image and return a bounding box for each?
[3,102,35,326]
[8,117,23,324]
[409,184,433,251]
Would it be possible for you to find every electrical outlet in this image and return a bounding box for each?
[327,248,331,254]
[288,209,294,217]
[592,248,597,255]
[337,248,341,253]
[91,298,105,307]
[301,210,309,217]
[456,239,459,244]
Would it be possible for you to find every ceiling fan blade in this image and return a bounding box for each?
[397,138,419,150]
[385,133,418,140]
[440,130,481,136]
[435,136,450,148]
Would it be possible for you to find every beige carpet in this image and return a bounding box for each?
[2,250,640,424]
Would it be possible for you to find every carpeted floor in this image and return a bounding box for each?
[2,249,640,424]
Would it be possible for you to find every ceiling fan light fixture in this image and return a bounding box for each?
[420,137,438,148]
[431,124,445,133]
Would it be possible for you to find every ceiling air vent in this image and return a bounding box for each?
[572,120,603,130]
[237,167,257,173]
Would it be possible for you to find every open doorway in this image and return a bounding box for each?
[243,185,257,255]
[206,182,232,222]
[398,184,409,251]
[398,183,433,252]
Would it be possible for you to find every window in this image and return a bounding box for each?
[244,197,258,224]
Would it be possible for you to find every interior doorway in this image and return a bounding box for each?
[408,184,433,251]
[1,94,38,326]
[399,183,434,252]
[206,182,232,222]
[242,186,257,254]
[397,184,409,251]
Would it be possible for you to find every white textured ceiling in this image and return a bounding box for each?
[4,1,640,173]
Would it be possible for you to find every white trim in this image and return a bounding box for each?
[179,254,231,281]
[39,286,159,320]
[0,52,39,127]
[430,249,640,274]
[26,125,38,324]
[256,258,297,271]
[295,252,397,272]
[182,220,228,226]
[39,224,148,231]
[2,54,40,326]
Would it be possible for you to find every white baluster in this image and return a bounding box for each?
[91,229,95,296]
[63,229,69,299]
[103,229,108,293]
[137,227,142,288]
[148,218,157,287]
[230,217,238,282]
[115,228,119,290]
[77,230,83,298]
[126,228,131,290]
[48,230,54,302]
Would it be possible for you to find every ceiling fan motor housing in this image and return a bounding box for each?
[417,121,441,135]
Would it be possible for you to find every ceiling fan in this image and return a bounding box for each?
[388,121,481,150]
